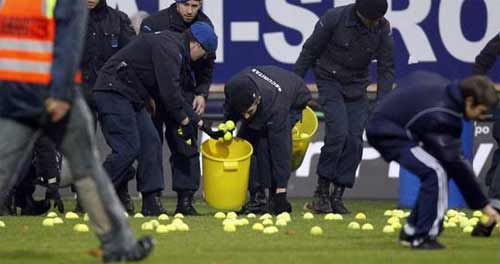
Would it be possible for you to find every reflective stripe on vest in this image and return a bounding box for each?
[0,0,56,84]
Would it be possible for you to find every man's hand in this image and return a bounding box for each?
[200,121,225,139]
[192,95,206,115]
[483,204,500,228]
[45,98,71,123]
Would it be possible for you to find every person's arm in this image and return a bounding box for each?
[473,33,500,75]
[152,43,188,124]
[49,0,87,101]
[118,12,136,46]
[293,9,339,78]
[415,114,488,209]
[375,21,395,100]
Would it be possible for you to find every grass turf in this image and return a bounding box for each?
[0,199,499,264]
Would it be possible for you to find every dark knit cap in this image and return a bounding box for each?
[225,76,259,114]
[355,0,388,20]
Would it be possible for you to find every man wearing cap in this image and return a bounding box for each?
[140,0,215,215]
[93,22,218,216]
[294,0,394,214]
[224,66,312,214]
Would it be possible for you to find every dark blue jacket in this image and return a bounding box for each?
[0,0,87,127]
[366,71,488,209]
[294,4,394,99]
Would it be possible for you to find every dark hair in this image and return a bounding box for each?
[459,75,498,108]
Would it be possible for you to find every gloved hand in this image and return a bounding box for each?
[177,123,197,145]
[200,121,225,140]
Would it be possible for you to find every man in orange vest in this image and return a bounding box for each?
[0,0,153,262]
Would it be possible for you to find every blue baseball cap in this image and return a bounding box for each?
[190,22,218,53]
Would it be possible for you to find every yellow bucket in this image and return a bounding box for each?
[201,138,253,210]
[291,106,319,171]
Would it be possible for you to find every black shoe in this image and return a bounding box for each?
[74,196,85,214]
[0,194,16,216]
[399,229,414,247]
[142,192,167,216]
[117,183,135,215]
[471,222,495,237]
[411,237,446,250]
[239,191,267,214]
[20,196,50,216]
[174,191,198,216]
[102,236,155,263]
[330,185,350,214]
[267,193,292,215]
[304,180,331,214]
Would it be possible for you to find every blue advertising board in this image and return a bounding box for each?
[111,0,500,83]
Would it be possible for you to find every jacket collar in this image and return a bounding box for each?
[345,5,359,28]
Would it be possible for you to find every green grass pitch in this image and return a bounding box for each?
[0,199,499,264]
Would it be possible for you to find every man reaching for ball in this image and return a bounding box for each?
[223,66,312,214]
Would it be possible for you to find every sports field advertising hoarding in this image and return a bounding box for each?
[114,0,500,83]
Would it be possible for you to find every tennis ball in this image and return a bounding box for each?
[447,222,457,228]
[53,217,64,225]
[391,222,402,229]
[355,213,367,220]
[262,219,273,226]
[134,213,144,218]
[177,223,189,232]
[172,218,184,227]
[223,132,233,141]
[149,220,160,228]
[263,226,278,234]
[158,214,169,221]
[277,212,291,222]
[141,222,154,231]
[275,219,287,226]
[174,213,184,219]
[259,214,272,220]
[83,214,89,222]
[247,213,256,218]
[225,120,235,131]
[472,211,483,218]
[218,123,227,132]
[481,215,490,225]
[383,225,395,233]
[156,225,169,233]
[303,212,314,220]
[387,216,400,225]
[384,210,392,217]
[310,226,323,236]
[402,212,411,218]
[222,219,236,226]
[226,212,238,219]
[392,210,405,218]
[324,213,335,221]
[347,222,360,230]
[463,226,474,233]
[185,139,192,145]
[239,219,250,226]
[73,224,89,233]
[332,214,343,221]
[223,224,236,232]
[252,223,265,231]
[214,212,226,219]
[42,218,55,227]
[469,218,479,226]
[362,223,374,231]
[166,224,176,232]
[47,212,58,218]
[65,212,79,219]
[446,209,458,218]
[0,221,5,228]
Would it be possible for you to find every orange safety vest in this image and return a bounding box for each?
[0,0,56,85]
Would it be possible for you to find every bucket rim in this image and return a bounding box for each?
[292,106,319,142]
[201,138,254,162]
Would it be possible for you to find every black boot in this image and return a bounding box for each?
[330,184,350,214]
[0,193,16,216]
[142,192,167,216]
[117,182,135,215]
[304,177,331,214]
[175,191,199,216]
[102,236,155,263]
[20,195,51,216]
[267,192,292,215]
[239,190,267,214]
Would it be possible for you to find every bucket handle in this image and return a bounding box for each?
[223,161,239,171]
